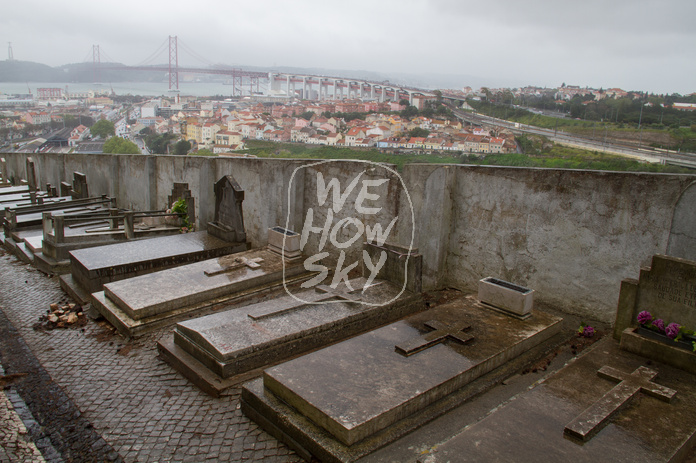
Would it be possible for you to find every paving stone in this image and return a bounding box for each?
[0,247,302,462]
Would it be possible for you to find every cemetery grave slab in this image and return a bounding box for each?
[419,337,696,463]
[91,246,311,337]
[63,230,247,296]
[241,296,562,462]
[157,277,424,396]
[0,185,29,196]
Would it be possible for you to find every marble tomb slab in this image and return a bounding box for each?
[157,277,424,396]
[420,337,696,463]
[91,246,311,337]
[241,296,562,461]
[63,230,247,297]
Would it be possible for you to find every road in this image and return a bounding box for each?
[131,135,150,155]
[453,109,696,169]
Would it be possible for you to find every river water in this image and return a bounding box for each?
[0,81,254,98]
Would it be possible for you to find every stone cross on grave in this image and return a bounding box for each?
[204,256,264,277]
[564,365,676,442]
[248,283,376,321]
[395,320,474,357]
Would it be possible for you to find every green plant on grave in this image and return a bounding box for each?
[171,198,192,232]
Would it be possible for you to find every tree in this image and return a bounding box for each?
[102,137,140,154]
[408,127,430,138]
[173,140,191,155]
[145,133,177,154]
[299,111,315,121]
[434,90,443,104]
[400,105,418,119]
[90,119,115,139]
[399,98,410,107]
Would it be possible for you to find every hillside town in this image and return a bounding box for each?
[2,83,694,156]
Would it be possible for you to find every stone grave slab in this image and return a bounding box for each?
[419,337,696,463]
[613,254,696,373]
[91,246,312,337]
[157,276,423,396]
[241,296,562,462]
[62,230,248,299]
[0,185,30,196]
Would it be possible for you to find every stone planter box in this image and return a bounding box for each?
[478,277,534,319]
[268,227,301,259]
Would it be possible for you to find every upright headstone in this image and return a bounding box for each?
[614,254,696,373]
[25,157,37,192]
[70,172,89,199]
[0,157,8,186]
[168,182,195,226]
[60,182,72,197]
[207,175,246,243]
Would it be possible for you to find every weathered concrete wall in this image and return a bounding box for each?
[667,181,696,261]
[2,152,695,323]
[436,166,695,323]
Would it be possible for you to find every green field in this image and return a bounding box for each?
[241,139,694,174]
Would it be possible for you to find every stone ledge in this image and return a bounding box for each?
[620,327,696,374]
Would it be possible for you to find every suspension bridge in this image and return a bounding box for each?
[86,36,268,96]
[86,35,435,103]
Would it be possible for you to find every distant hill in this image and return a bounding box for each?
[0,60,168,83]
[0,59,495,91]
[0,60,61,82]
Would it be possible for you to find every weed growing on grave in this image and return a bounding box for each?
[171,198,193,232]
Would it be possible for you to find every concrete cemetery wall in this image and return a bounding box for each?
[418,165,695,323]
[2,152,695,323]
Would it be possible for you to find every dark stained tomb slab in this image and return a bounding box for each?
[62,230,247,298]
[91,246,312,337]
[0,185,29,196]
[419,337,696,463]
[241,296,562,462]
[157,277,423,396]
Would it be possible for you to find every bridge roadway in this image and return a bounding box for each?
[452,109,696,169]
[269,72,435,104]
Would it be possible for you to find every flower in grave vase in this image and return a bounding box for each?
[637,310,652,325]
[666,323,681,340]
[653,318,665,333]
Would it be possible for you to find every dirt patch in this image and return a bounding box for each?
[424,288,463,307]
[522,329,604,375]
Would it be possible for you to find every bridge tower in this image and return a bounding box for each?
[168,36,179,92]
[92,45,101,83]
[7,42,13,61]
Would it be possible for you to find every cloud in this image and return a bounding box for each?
[1,0,694,94]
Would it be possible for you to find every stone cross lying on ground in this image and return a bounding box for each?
[564,365,677,442]
[395,320,474,356]
[204,256,264,277]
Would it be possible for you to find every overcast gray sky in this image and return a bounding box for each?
[3,0,694,94]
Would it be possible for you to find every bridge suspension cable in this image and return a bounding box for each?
[177,38,216,67]
[133,36,169,66]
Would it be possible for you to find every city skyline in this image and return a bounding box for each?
[2,0,695,95]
